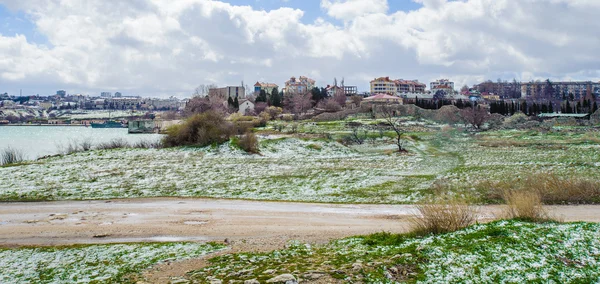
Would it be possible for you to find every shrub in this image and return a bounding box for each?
[131,139,163,149]
[317,98,342,112]
[163,111,233,147]
[236,132,259,153]
[96,138,130,150]
[484,173,600,205]
[0,147,25,166]
[411,196,477,235]
[502,190,551,222]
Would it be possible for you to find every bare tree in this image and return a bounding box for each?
[460,106,490,129]
[193,84,218,97]
[379,105,407,152]
[285,91,313,115]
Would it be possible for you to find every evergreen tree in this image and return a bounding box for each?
[233,96,239,110]
[227,96,234,108]
[576,101,582,114]
[592,101,598,114]
[256,90,268,103]
[548,102,553,113]
[311,87,322,102]
[270,88,282,107]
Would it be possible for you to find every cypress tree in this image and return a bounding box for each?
[228,96,234,108]
[270,88,281,107]
[233,96,239,109]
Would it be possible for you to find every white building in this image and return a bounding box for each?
[238,99,255,115]
[430,79,455,92]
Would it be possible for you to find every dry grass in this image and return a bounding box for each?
[411,196,478,235]
[0,147,25,166]
[96,138,130,150]
[502,190,552,222]
[236,132,259,154]
[484,173,600,204]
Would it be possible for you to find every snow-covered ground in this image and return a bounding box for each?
[0,242,226,284]
[0,137,458,203]
[190,220,600,283]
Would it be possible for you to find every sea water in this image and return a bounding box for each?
[0,126,163,160]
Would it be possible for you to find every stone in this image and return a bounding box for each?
[169,279,190,284]
[303,271,326,280]
[263,269,277,275]
[266,274,296,283]
[352,262,363,271]
[244,280,260,284]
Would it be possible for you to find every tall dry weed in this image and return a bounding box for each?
[502,190,552,222]
[412,196,478,235]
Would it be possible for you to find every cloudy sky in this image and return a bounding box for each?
[0,0,599,98]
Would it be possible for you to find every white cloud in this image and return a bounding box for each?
[320,0,388,21]
[0,0,598,97]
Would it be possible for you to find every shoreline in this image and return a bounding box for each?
[0,124,89,127]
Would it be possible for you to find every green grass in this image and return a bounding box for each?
[188,220,600,283]
[0,242,227,284]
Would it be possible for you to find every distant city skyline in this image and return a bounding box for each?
[0,0,599,98]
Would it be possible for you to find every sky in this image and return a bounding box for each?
[0,0,599,98]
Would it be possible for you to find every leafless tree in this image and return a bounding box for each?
[285,91,313,115]
[460,106,490,129]
[193,84,218,97]
[379,105,407,152]
[333,89,347,107]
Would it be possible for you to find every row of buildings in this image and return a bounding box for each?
[1,91,186,112]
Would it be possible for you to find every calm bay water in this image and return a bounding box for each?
[0,126,163,160]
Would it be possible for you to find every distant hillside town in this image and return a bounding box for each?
[1,76,599,125]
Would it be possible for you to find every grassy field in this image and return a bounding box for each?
[0,118,598,204]
[0,242,226,284]
[188,220,600,283]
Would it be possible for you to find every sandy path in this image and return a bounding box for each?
[1,198,599,247]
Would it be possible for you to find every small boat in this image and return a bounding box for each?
[91,121,126,128]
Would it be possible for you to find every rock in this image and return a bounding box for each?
[206,276,222,284]
[303,271,326,280]
[263,269,277,275]
[352,262,363,271]
[244,280,260,284]
[389,267,398,274]
[169,279,190,284]
[227,269,254,278]
[266,274,296,283]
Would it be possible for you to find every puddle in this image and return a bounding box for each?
[183,221,208,225]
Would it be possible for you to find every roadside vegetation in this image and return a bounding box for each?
[0,242,226,284]
[0,147,25,166]
[187,220,600,283]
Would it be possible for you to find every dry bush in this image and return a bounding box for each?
[483,173,600,205]
[163,111,233,147]
[131,139,163,149]
[1,147,25,166]
[96,138,130,150]
[433,105,462,125]
[236,132,259,153]
[411,197,478,235]
[317,98,342,112]
[502,190,551,222]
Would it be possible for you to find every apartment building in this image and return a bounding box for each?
[208,86,246,101]
[430,79,454,91]
[521,81,595,99]
[284,76,316,94]
[370,77,397,94]
[254,82,279,94]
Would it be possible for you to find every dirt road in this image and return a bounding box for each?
[1,198,599,247]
